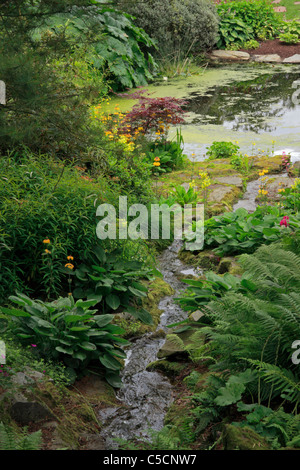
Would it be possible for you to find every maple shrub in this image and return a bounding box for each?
[119,91,187,139]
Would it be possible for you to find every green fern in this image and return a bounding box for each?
[246,360,300,406]
[180,244,300,408]
[0,422,42,450]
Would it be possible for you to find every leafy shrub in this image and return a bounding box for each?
[278,19,300,41]
[169,184,199,207]
[1,293,130,387]
[206,141,240,159]
[119,92,187,140]
[185,206,300,256]
[217,0,283,46]
[32,5,158,91]
[233,405,300,449]
[72,244,155,325]
[279,33,299,45]
[176,271,252,313]
[241,39,260,49]
[0,153,153,301]
[145,140,187,174]
[119,0,219,56]
[279,179,300,212]
[202,244,300,403]
[0,1,109,157]
[216,14,253,49]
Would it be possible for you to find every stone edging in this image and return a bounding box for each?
[208,50,300,63]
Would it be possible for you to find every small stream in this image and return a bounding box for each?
[99,240,200,449]
[99,170,287,448]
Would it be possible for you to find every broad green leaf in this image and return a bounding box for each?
[105,294,120,310]
[99,354,122,371]
[94,314,114,327]
[0,307,31,317]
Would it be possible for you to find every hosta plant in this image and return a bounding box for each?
[184,206,300,256]
[72,244,156,325]
[1,293,129,387]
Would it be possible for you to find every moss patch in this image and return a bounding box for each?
[142,277,175,330]
[222,424,271,450]
[146,360,186,380]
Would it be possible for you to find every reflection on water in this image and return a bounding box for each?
[106,64,300,160]
[183,71,300,135]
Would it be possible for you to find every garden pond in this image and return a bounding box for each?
[110,63,300,162]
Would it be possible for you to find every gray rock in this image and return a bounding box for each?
[181,182,191,192]
[1,368,54,425]
[253,54,282,63]
[209,50,250,61]
[10,401,54,425]
[283,54,300,64]
[189,310,204,322]
[208,185,234,203]
[216,176,243,188]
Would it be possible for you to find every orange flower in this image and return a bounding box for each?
[67,255,74,261]
[65,263,74,270]
[43,239,50,244]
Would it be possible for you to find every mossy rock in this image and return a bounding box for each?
[253,154,283,174]
[178,249,220,270]
[143,277,175,329]
[157,328,204,360]
[146,360,186,379]
[115,277,174,338]
[217,257,232,274]
[222,424,271,450]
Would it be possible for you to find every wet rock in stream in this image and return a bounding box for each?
[98,240,194,448]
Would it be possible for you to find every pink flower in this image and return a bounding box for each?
[280,216,289,227]
[31,344,37,347]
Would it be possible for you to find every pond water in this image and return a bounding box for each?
[108,63,300,162]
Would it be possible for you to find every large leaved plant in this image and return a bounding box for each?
[1,293,129,387]
[72,244,156,325]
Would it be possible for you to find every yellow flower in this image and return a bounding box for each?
[154,157,160,162]
[43,239,50,244]
[65,263,74,270]
[45,249,51,254]
[153,161,161,167]
[199,172,211,190]
[67,255,74,261]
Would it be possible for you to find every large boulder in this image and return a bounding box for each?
[209,50,250,61]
